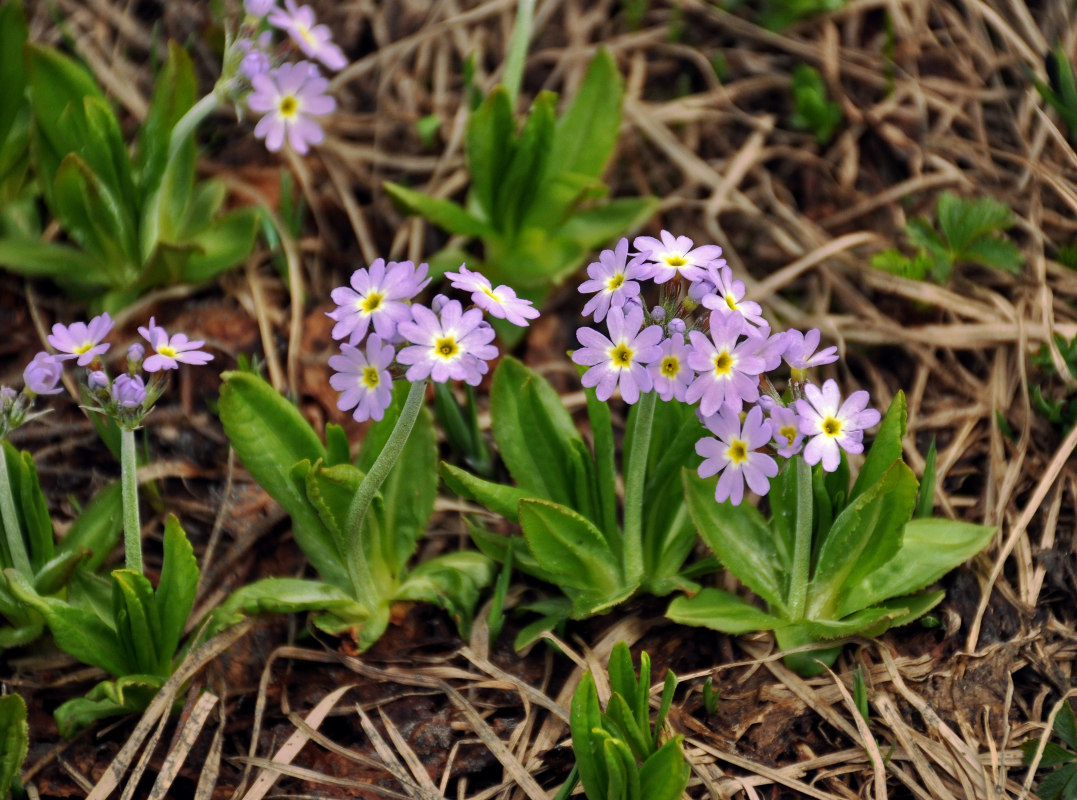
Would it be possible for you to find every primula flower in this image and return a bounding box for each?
[697,405,778,506]
[751,324,791,372]
[268,0,348,71]
[327,259,430,345]
[329,336,395,422]
[248,62,335,154]
[444,265,539,327]
[648,335,693,402]
[138,318,214,372]
[397,300,498,385]
[633,231,724,284]
[685,313,766,416]
[48,313,113,366]
[571,305,663,404]
[112,374,147,408]
[795,379,881,472]
[236,33,274,80]
[783,328,839,371]
[768,404,804,457]
[244,0,276,17]
[701,265,765,328]
[23,352,64,395]
[578,238,649,322]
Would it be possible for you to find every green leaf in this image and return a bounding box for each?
[178,206,259,283]
[915,438,937,519]
[440,462,534,523]
[136,41,196,200]
[1021,740,1077,770]
[604,692,651,762]
[850,391,906,502]
[558,197,659,252]
[808,460,918,618]
[32,549,90,596]
[905,216,946,255]
[1038,761,1077,800]
[53,674,163,738]
[580,369,619,540]
[837,518,995,617]
[607,642,638,712]
[0,693,28,797]
[466,521,560,584]
[499,91,556,235]
[112,569,161,675]
[655,669,677,741]
[666,587,787,634]
[467,86,515,225]
[937,192,1013,253]
[513,597,571,651]
[2,442,52,571]
[639,736,691,800]
[59,479,121,570]
[869,249,930,281]
[394,551,495,637]
[206,577,368,640]
[154,516,198,670]
[602,735,640,800]
[683,469,787,614]
[383,182,493,238]
[325,423,351,467]
[1056,702,1077,751]
[960,236,1023,273]
[0,0,28,148]
[571,673,609,800]
[0,236,109,282]
[549,48,623,180]
[52,153,134,274]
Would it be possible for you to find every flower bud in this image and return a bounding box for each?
[87,371,110,392]
[23,352,64,395]
[688,279,715,303]
[650,306,666,322]
[112,374,147,409]
[0,386,15,412]
[668,318,686,335]
[431,294,450,314]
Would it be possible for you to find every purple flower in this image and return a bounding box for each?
[648,335,694,402]
[327,259,430,345]
[87,370,110,392]
[268,0,347,71]
[397,300,498,386]
[768,404,804,457]
[701,265,765,328]
[444,265,539,327]
[236,33,274,80]
[578,238,649,322]
[329,336,395,422]
[633,231,724,284]
[571,305,663,404]
[751,324,790,372]
[23,352,64,395]
[697,405,778,505]
[795,379,882,472]
[685,313,766,416]
[244,0,276,17]
[112,374,147,408]
[138,318,214,372]
[248,62,335,154]
[48,313,113,366]
[783,328,839,371]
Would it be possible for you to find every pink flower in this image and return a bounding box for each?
[327,259,430,345]
[268,0,347,71]
[571,305,663,404]
[444,265,539,327]
[783,328,839,370]
[697,405,778,505]
[685,312,766,416]
[48,313,113,366]
[648,335,693,402]
[578,238,649,322]
[138,318,214,372]
[795,379,881,472]
[329,336,395,422]
[701,265,765,328]
[633,231,724,284]
[248,62,335,154]
[23,352,64,395]
[397,300,498,386]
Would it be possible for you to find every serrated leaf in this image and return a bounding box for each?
[960,235,1023,273]
[937,191,1014,252]
[666,586,787,633]
[1057,702,1077,751]
[1021,740,1077,769]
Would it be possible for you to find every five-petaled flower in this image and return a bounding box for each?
[696,405,778,506]
[578,238,649,322]
[248,62,336,154]
[795,379,881,472]
[327,259,429,345]
[48,313,113,366]
[329,335,395,422]
[685,312,766,416]
[633,230,724,284]
[648,334,693,402]
[444,265,539,327]
[138,318,214,372]
[397,300,498,386]
[571,305,663,404]
[268,0,348,71]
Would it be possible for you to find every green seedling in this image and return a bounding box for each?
[0,693,28,799]
[789,64,843,145]
[1022,700,1077,800]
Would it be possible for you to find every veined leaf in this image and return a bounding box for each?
[466,86,515,225]
[0,693,28,797]
[666,587,787,634]
[850,391,906,502]
[441,461,534,523]
[519,498,623,597]
[154,516,198,671]
[383,182,493,238]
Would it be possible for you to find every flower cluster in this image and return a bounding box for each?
[326,260,537,423]
[572,232,880,505]
[227,0,346,154]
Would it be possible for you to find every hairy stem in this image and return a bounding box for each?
[788,456,813,620]
[0,443,33,576]
[121,427,143,574]
[622,390,656,585]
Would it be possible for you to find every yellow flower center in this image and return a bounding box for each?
[157,344,178,359]
[75,342,94,354]
[296,24,318,49]
[727,440,748,464]
[360,293,383,313]
[482,286,500,301]
[278,94,299,119]
[822,417,842,437]
[435,337,459,360]
[660,356,679,377]
[665,255,687,268]
[725,293,738,311]
[361,366,380,389]
[610,343,634,367]
[607,273,625,291]
[713,350,732,375]
[779,425,798,447]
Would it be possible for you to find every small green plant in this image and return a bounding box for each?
[870,192,1023,283]
[701,676,719,716]
[384,48,658,332]
[570,642,690,800]
[0,693,28,800]
[1030,333,1077,431]
[789,64,843,145]
[1032,46,1077,144]
[1022,700,1077,800]
[718,0,846,31]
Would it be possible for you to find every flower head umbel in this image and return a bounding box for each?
[48,313,113,366]
[578,238,649,322]
[23,352,64,396]
[248,62,335,154]
[685,312,766,416]
[795,379,881,472]
[633,231,724,284]
[572,305,663,404]
[697,405,778,506]
[138,318,214,372]
[648,335,694,402]
[268,0,348,71]
[445,265,539,327]
[397,300,498,385]
[328,259,430,345]
[329,336,395,422]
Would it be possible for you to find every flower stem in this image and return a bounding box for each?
[168,92,220,164]
[343,379,427,599]
[0,443,33,577]
[121,427,143,574]
[622,390,656,586]
[788,456,813,620]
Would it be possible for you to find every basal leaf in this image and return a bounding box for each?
[59,480,122,570]
[383,182,493,238]
[581,374,619,539]
[53,674,163,738]
[178,206,259,283]
[32,549,90,596]
[558,196,660,252]
[205,577,367,641]
[607,642,638,713]
[666,587,787,634]
[915,437,937,519]
[849,390,906,502]
[3,442,52,571]
[441,462,533,523]
[395,552,495,636]
[112,569,161,675]
[571,673,608,800]
[549,47,623,180]
[0,237,108,283]
[154,516,198,670]
[466,86,515,225]
[604,692,651,762]
[519,498,623,596]
[0,0,28,148]
[500,91,556,235]
[0,693,28,797]
[136,41,196,199]
[639,736,691,800]
[52,153,134,273]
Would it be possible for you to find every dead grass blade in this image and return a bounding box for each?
[146,691,219,800]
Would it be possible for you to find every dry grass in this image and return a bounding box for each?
[8,0,1077,797]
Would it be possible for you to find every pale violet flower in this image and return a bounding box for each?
[768,404,804,457]
[329,336,395,422]
[444,265,539,327]
[633,231,724,284]
[751,324,791,372]
[795,379,881,472]
[571,305,663,404]
[269,0,348,71]
[327,259,430,345]
[112,374,147,408]
[48,313,113,366]
[685,312,766,416]
[783,328,839,371]
[138,318,214,372]
[578,238,648,322]
[248,62,335,154]
[648,335,693,402]
[397,300,497,385]
[23,352,64,395]
[697,405,777,506]
[244,0,276,17]
[701,265,765,328]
